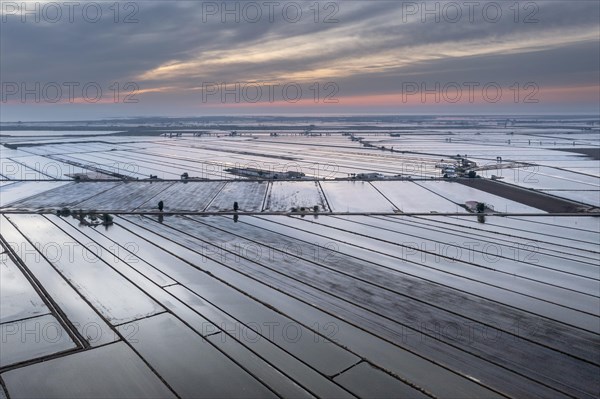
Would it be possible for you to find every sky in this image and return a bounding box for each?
[1,0,599,121]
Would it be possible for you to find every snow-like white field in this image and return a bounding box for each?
[206,181,268,212]
[0,130,121,137]
[371,181,460,212]
[0,181,70,207]
[320,181,397,212]
[263,181,329,211]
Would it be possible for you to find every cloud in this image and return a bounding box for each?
[1,0,598,119]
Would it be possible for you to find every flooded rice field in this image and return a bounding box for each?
[1,118,599,398]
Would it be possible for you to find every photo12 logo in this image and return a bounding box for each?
[398,1,540,23]
[5,240,140,265]
[1,2,140,23]
[401,82,540,104]
[1,82,140,103]
[199,1,340,23]
[201,81,339,104]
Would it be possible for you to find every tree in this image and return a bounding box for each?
[476,202,485,213]
[102,213,113,225]
[158,201,164,211]
[468,170,477,178]
[233,201,239,211]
